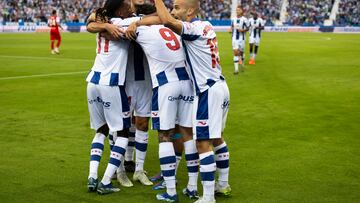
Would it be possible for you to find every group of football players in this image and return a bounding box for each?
[85,0,231,202]
[230,5,265,74]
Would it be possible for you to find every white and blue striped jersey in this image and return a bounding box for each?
[125,42,151,83]
[231,16,248,41]
[249,17,265,39]
[86,17,141,86]
[181,19,224,95]
[135,25,189,88]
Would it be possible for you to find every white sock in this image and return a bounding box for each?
[199,151,216,201]
[214,142,230,188]
[184,140,199,191]
[116,156,126,174]
[135,129,148,171]
[175,151,182,176]
[159,142,177,196]
[125,126,135,161]
[253,53,257,59]
[101,137,128,185]
[233,56,239,72]
[88,133,106,179]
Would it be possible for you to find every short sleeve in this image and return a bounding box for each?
[112,17,141,27]
[134,26,147,44]
[181,21,202,41]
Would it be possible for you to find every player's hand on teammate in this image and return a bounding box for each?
[100,32,119,41]
[105,23,124,39]
[125,21,138,41]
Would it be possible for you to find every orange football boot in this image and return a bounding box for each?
[249,58,255,65]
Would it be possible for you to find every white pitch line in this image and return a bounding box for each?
[0,55,93,62]
[0,71,88,80]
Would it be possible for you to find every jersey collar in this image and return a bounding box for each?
[190,18,200,23]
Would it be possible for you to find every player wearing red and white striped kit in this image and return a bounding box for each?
[48,10,63,54]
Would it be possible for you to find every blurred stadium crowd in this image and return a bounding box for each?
[163,0,232,19]
[0,0,359,26]
[239,0,281,25]
[0,0,103,23]
[335,0,359,26]
[285,0,333,26]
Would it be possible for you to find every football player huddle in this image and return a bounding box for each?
[85,0,231,203]
[231,5,265,74]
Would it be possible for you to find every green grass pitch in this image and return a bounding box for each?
[0,32,359,203]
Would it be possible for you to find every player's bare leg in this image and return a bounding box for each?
[124,117,136,172]
[156,129,179,202]
[172,130,184,176]
[55,38,61,54]
[196,140,216,203]
[239,50,245,72]
[50,40,56,54]
[254,45,259,63]
[212,136,231,196]
[249,43,255,65]
[179,126,200,199]
[233,49,240,74]
[133,116,153,185]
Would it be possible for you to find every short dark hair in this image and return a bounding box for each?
[95,0,125,22]
[52,10,57,15]
[136,3,157,15]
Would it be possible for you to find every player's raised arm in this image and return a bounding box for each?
[138,15,162,26]
[125,16,162,40]
[154,0,183,35]
[87,22,124,39]
[85,11,124,38]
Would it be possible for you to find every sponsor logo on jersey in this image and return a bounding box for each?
[221,100,230,109]
[197,120,208,126]
[168,95,194,103]
[88,97,111,108]
[203,25,213,36]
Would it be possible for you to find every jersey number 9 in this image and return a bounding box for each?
[159,28,180,51]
